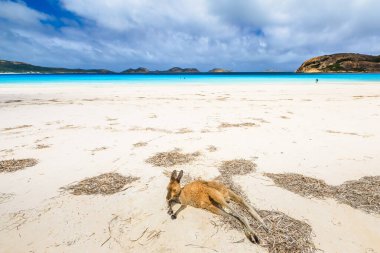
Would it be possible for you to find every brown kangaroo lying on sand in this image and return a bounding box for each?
[166,170,268,244]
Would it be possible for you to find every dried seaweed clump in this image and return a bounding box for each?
[219,159,256,178]
[146,150,201,167]
[213,159,256,200]
[133,142,148,147]
[219,122,256,128]
[2,125,32,131]
[35,144,50,149]
[0,193,15,204]
[257,210,316,253]
[175,128,193,134]
[219,205,316,253]
[335,176,380,214]
[207,145,217,152]
[0,159,38,173]
[265,173,380,214]
[264,173,336,199]
[66,173,139,195]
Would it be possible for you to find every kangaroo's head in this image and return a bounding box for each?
[166,170,183,202]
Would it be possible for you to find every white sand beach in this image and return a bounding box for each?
[1,82,380,253]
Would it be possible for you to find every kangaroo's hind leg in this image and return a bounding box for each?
[228,190,269,231]
[207,190,260,244]
[223,203,260,244]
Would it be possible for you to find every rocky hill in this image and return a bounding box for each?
[121,67,149,73]
[165,67,199,73]
[0,60,114,74]
[121,67,200,74]
[296,53,380,73]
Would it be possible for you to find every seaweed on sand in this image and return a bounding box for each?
[215,161,316,252]
[265,173,380,214]
[0,159,38,173]
[65,173,139,195]
[146,149,201,167]
[264,173,336,199]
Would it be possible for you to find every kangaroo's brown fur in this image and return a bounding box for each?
[166,170,268,244]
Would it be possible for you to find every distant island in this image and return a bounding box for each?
[0,59,231,74]
[150,67,200,73]
[0,60,114,74]
[208,68,231,73]
[296,53,380,73]
[121,67,150,74]
[121,67,200,73]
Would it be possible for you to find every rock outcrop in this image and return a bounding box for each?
[296,53,380,73]
[208,68,231,73]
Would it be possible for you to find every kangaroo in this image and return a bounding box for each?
[166,170,268,244]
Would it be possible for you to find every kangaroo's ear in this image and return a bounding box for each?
[170,170,178,182]
[177,170,184,183]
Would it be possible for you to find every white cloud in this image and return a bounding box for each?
[0,0,379,71]
[61,0,231,36]
[0,0,49,27]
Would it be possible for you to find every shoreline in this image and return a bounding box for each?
[0,80,379,88]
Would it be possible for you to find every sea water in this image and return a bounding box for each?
[1,73,380,85]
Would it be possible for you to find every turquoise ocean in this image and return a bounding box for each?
[1,73,380,85]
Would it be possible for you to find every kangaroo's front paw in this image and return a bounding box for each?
[171,214,177,220]
[167,209,173,215]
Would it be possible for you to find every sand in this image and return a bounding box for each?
[0,82,380,252]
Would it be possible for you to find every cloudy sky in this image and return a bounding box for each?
[0,0,379,72]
